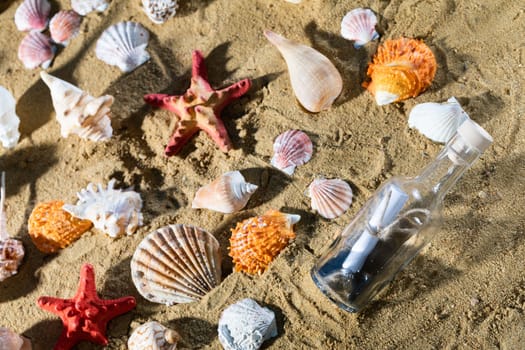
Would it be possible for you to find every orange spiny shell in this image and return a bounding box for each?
[229,210,300,275]
[28,200,92,253]
[363,38,437,105]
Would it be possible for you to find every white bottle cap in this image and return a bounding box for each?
[457,119,493,153]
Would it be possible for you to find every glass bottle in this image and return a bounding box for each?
[311,119,493,312]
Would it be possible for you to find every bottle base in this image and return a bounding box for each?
[310,268,360,313]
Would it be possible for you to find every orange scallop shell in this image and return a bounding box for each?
[28,200,92,253]
[229,210,297,275]
[363,38,437,105]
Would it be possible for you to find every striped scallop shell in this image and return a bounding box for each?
[49,10,82,46]
[71,0,109,16]
[341,8,379,48]
[0,327,31,350]
[17,31,55,69]
[14,0,51,32]
[128,321,180,350]
[131,224,222,305]
[307,178,353,219]
[271,129,313,175]
[142,0,178,24]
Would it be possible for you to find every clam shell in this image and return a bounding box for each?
[142,0,178,24]
[271,129,313,175]
[341,8,379,48]
[131,224,222,305]
[0,86,21,149]
[49,10,81,46]
[192,171,258,214]
[17,31,55,69]
[307,178,353,219]
[408,97,469,143]
[71,0,109,16]
[14,0,51,32]
[264,30,343,112]
[218,298,277,350]
[0,327,32,350]
[128,321,180,350]
[95,21,150,73]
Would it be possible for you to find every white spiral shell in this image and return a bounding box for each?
[307,178,353,219]
[14,0,51,32]
[341,8,379,48]
[0,87,21,149]
[128,321,180,350]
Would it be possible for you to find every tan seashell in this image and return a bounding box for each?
[307,178,353,219]
[0,327,32,350]
[128,321,180,350]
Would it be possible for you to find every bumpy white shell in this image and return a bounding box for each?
[218,298,278,350]
[307,178,353,219]
[0,87,21,149]
[341,8,379,48]
[264,30,342,113]
[128,321,180,350]
[71,0,109,16]
[18,31,55,69]
[62,179,143,238]
[192,171,258,214]
[0,327,31,350]
[142,0,178,24]
[271,129,313,175]
[49,10,82,46]
[131,224,222,305]
[40,71,113,141]
[408,97,469,143]
[95,21,150,73]
[14,0,51,32]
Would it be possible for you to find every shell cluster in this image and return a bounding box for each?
[0,86,21,149]
[307,178,353,219]
[341,8,379,48]
[142,0,179,24]
[128,321,180,350]
[271,129,313,175]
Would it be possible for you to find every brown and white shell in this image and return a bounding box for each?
[0,327,32,350]
[307,178,353,219]
[271,129,313,175]
[128,321,180,350]
[131,224,222,305]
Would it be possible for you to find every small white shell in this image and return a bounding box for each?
[341,8,379,48]
[285,0,301,3]
[264,30,343,113]
[128,321,180,350]
[192,171,258,214]
[142,0,178,24]
[17,31,55,69]
[307,178,353,219]
[218,298,277,350]
[271,130,313,175]
[95,21,150,73]
[0,87,21,149]
[408,97,469,143]
[14,0,51,32]
[40,72,113,141]
[0,327,31,350]
[49,10,82,46]
[130,224,222,305]
[62,179,143,238]
[71,0,109,16]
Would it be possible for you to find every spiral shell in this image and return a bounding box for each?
[0,86,21,149]
[271,129,313,175]
[128,321,180,350]
[17,31,55,69]
[341,8,379,48]
[142,0,178,24]
[49,10,81,46]
[14,0,51,32]
[71,0,109,16]
[307,178,353,219]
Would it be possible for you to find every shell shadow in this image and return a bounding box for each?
[22,318,63,350]
[0,0,16,13]
[168,317,216,348]
[241,167,292,209]
[260,302,285,349]
[176,0,217,18]
[456,91,504,125]
[431,39,474,92]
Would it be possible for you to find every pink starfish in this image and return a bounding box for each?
[144,50,251,156]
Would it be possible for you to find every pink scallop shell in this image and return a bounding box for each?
[340,8,379,48]
[271,130,313,175]
[14,0,51,32]
[307,178,353,219]
[18,31,55,69]
[49,10,82,46]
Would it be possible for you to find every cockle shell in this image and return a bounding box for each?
[271,129,313,175]
[63,179,143,238]
[142,0,178,24]
[264,30,343,113]
[18,31,55,69]
[0,86,21,149]
[341,8,379,48]
[49,10,82,46]
[128,321,180,350]
[40,71,113,141]
[71,0,109,16]
[0,327,32,350]
[218,298,277,350]
[363,38,437,106]
[408,97,469,143]
[95,21,150,73]
[192,171,258,214]
[229,210,300,275]
[14,0,51,32]
[130,224,222,305]
[307,178,353,219]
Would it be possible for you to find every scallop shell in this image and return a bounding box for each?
[71,0,109,16]
[49,10,82,46]
[408,97,469,143]
[95,21,150,73]
[40,71,114,141]
[341,8,379,48]
[192,171,258,214]
[229,210,300,275]
[363,38,437,106]
[63,179,143,238]
[142,0,178,24]
[264,30,343,112]
[130,224,222,305]
[0,86,21,149]
[14,0,51,32]
[218,298,277,350]
[128,321,180,350]
[17,31,55,69]
[307,178,353,219]
[271,129,313,175]
[0,327,32,350]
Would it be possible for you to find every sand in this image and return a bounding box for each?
[1,0,524,348]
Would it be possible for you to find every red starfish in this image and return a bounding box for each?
[144,50,251,156]
[37,263,136,350]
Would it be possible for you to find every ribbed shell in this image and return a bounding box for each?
[95,21,150,73]
[128,321,180,350]
[340,8,379,48]
[71,0,109,16]
[17,31,55,69]
[308,178,353,219]
[0,86,21,149]
[142,0,178,24]
[49,10,81,46]
[131,224,222,305]
[271,129,313,175]
[0,327,31,350]
[14,0,51,32]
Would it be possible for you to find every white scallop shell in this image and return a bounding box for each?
[142,0,178,24]
[0,87,21,149]
[408,97,469,143]
[218,298,277,350]
[192,171,258,214]
[62,179,143,238]
[130,224,222,305]
[49,10,82,46]
[264,30,343,113]
[14,0,51,32]
[271,130,313,175]
[0,327,31,350]
[341,8,379,48]
[40,72,113,141]
[307,178,353,219]
[71,0,109,16]
[17,31,55,69]
[128,321,180,350]
[95,21,150,73]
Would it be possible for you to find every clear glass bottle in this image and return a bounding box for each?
[311,119,493,312]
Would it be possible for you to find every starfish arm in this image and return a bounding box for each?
[191,50,212,91]
[37,296,72,314]
[99,296,137,319]
[53,329,80,350]
[75,263,97,298]
[144,93,170,108]
[165,120,200,156]
[215,78,251,112]
[195,106,233,152]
